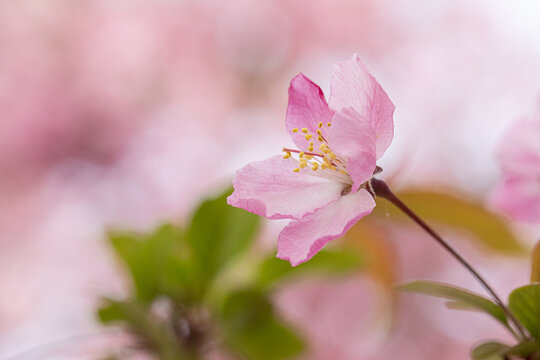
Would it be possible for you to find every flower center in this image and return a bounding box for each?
[282,122,352,185]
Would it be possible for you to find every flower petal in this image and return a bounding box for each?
[327,108,377,192]
[498,119,540,177]
[491,176,540,223]
[286,73,334,151]
[228,155,345,220]
[277,189,376,266]
[328,54,395,159]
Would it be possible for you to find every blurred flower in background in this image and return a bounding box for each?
[491,117,540,223]
[1,0,540,359]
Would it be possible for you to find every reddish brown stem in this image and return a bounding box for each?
[370,178,529,341]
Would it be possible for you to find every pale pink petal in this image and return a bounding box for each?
[498,119,540,177]
[228,155,345,220]
[491,176,540,223]
[277,189,376,266]
[286,73,334,151]
[327,107,377,192]
[328,54,395,159]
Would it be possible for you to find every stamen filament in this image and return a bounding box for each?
[283,148,325,158]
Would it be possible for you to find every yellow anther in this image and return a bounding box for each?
[299,160,308,169]
[319,143,328,150]
[309,141,314,146]
[318,122,323,128]
[322,148,330,154]
[312,163,319,170]
[305,134,313,140]
[316,129,322,135]
[299,151,305,158]
[331,165,337,171]
[301,128,309,133]
[318,135,324,142]
[305,155,313,160]
[339,169,348,175]
[307,146,313,152]
[321,163,329,170]
[293,168,300,172]
[292,128,299,133]
[328,152,337,159]
[323,157,331,164]
[283,153,291,159]
[327,122,332,127]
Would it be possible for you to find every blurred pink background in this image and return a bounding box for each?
[2,0,540,358]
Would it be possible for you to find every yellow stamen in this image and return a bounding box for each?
[321,163,329,170]
[293,168,300,172]
[316,129,322,135]
[318,135,324,142]
[305,155,313,160]
[283,153,291,159]
[312,163,319,170]
[292,128,299,133]
[299,151,305,158]
[328,152,337,159]
[318,122,323,128]
[305,134,313,140]
[319,143,328,150]
[307,145,313,152]
[339,169,348,175]
[301,128,309,133]
[299,160,307,169]
[327,122,332,127]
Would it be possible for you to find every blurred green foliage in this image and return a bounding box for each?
[97,188,364,360]
[98,186,529,359]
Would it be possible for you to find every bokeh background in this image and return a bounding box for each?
[2,0,540,359]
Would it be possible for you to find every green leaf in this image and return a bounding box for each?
[108,224,193,302]
[372,190,526,254]
[398,281,508,327]
[188,188,260,288]
[530,241,540,283]
[508,284,540,339]
[220,289,305,360]
[256,249,364,288]
[108,232,152,299]
[506,341,540,358]
[97,300,126,324]
[471,342,510,359]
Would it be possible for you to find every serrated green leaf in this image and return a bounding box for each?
[398,281,508,327]
[256,249,364,288]
[188,189,260,289]
[372,190,526,254]
[509,284,540,339]
[221,289,305,360]
[471,341,510,359]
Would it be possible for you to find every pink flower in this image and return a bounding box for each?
[228,54,395,265]
[491,118,540,223]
